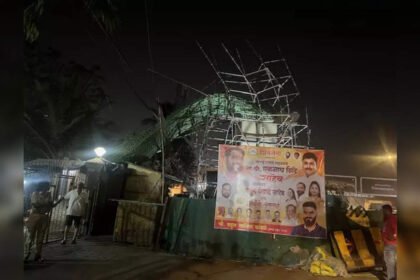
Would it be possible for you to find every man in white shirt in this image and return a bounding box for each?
[61,182,88,245]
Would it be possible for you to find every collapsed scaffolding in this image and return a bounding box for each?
[115,43,311,198]
[191,43,311,196]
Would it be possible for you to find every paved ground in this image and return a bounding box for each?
[24,236,380,280]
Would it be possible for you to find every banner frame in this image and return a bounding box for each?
[359,177,397,198]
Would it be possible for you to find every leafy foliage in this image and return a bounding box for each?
[24,46,114,160]
[24,0,120,43]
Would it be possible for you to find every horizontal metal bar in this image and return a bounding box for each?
[259,92,299,101]
[360,177,397,181]
[218,72,247,78]
[228,89,257,95]
[245,68,270,77]
[108,199,165,206]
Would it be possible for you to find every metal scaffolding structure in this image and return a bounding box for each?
[191,43,311,196]
[115,43,311,198]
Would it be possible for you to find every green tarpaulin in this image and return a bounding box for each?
[161,197,328,264]
[161,196,383,264]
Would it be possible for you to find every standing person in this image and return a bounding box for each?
[382,204,397,280]
[24,182,63,262]
[61,182,88,245]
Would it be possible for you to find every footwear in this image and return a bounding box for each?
[71,239,76,244]
[61,240,66,245]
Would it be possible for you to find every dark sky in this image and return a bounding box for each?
[37,1,398,178]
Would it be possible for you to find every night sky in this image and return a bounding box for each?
[36,1,398,178]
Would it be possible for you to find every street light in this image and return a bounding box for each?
[94,147,106,158]
[384,153,396,161]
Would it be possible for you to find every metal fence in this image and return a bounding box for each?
[23,169,91,243]
[45,174,91,243]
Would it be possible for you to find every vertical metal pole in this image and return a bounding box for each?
[154,196,168,250]
[88,167,101,236]
[44,186,54,243]
[158,102,165,204]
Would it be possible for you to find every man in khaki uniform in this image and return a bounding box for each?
[24,182,62,262]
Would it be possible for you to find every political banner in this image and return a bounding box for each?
[215,144,327,239]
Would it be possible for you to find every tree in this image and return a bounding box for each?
[141,84,190,127]
[24,0,119,43]
[137,87,193,180]
[24,46,115,161]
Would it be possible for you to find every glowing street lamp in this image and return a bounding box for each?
[94,147,106,158]
[385,153,396,161]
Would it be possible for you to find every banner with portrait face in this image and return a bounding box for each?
[215,144,327,239]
